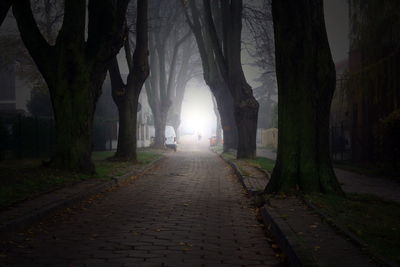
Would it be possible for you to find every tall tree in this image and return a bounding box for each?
[0,0,11,27]
[167,38,200,142]
[202,0,259,158]
[13,0,130,173]
[265,0,343,194]
[182,0,238,152]
[109,0,149,161]
[145,2,191,148]
[211,96,222,144]
[244,0,278,129]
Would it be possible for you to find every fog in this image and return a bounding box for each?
[0,0,350,145]
[180,80,217,139]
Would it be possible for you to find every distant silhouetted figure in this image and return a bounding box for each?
[198,134,202,141]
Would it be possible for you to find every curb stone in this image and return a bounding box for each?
[213,150,318,267]
[0,155,165,234]
[215,150,393,267]
[261,205,318,267]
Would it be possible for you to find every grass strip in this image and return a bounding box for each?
[305,193,400,265]
[0,150,162,209]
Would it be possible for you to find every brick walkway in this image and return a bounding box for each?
[0,146,281,266]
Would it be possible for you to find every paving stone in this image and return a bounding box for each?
[0,147,280,267]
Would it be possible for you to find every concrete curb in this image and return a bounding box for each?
[213,150,318,267]
[261,205,318,267]
[0,155,165,234]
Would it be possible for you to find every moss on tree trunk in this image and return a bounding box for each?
[50,80,96,173]
[265,0,343,194]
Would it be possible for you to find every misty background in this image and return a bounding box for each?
[0,0,349,139]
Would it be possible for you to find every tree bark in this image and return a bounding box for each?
[225,2,259,158]
[209,82,237,151]
[203,0,259,159]
[109,0,149,161]
[264,0,343,194]
[49,68,96,172]
[0,0,11,27]
[153,106,168,148]
[146,14,190,149]
[211,96,222,145]
[115,94,140,160]
[182,0,237,151]
[13,0,129,173]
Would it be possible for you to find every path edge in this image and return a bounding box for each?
[0,155,165,234]
[213,149,317,267]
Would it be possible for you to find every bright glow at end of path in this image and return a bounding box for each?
[180,83,217,138]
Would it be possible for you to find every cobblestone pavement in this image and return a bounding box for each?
[1,144,281,266]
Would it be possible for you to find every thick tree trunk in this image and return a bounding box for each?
[222,0,259,159]
[183,0,238,152]
[234,91,259,158]
[211,83,237,151]
[216,117,222,144]
[265,0,343,194]
[211,96,222,145]
[153,108,167,148]
[49,71,97,174]
[172,122,180,143]
[114,93,140,160]
[202,0,258,158]
[13,0,129,173]
[110,0,149,161]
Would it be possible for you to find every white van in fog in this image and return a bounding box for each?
[165,126,177,151]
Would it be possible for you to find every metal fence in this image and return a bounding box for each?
[0,115,55,159]
[0,115,115,160]
[330,125,352,161]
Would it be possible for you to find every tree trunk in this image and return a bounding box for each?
[13,0,129,173]
[211,83,237,151]
[109,0,149,161]
[216,117,222,145]
[114,92,140,160]
[49,69,97,174]
[234,92,259,159]
[153,108,167,148]
[222,0,259,158]
[202,0,259,158]
[172,121,180,143]
[265,0,343,194]
[211,96,222,145]
[183,0,238,152]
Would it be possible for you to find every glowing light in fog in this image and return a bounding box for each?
[180,82,216,138]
